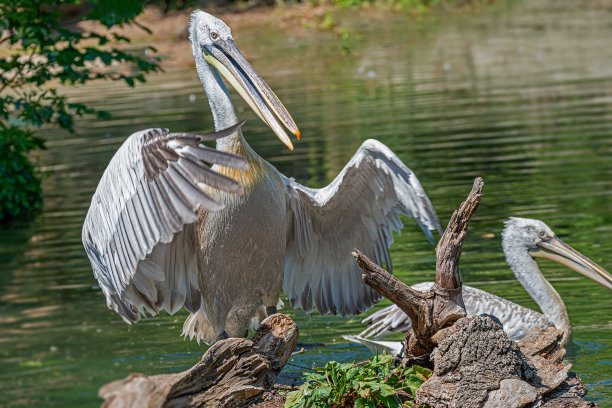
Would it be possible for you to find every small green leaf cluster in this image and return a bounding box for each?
[0,0,161,222]
[285,353,431,408]
[0,126,45,219]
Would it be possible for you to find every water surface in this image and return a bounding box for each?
[1,1,611,406]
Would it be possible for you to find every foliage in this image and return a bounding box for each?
[308,0,494,13]
[284,353,432,408]
[145,0,201,14]
[0,0,161,222]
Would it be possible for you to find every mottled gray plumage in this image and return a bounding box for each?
[348,217,612,347]
[82,122,248,322]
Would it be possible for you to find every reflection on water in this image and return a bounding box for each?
[1,0,612,406]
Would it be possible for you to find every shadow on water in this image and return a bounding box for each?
[1,0,611,406]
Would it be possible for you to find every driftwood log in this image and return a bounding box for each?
[353,177,483,358]
[99,314,298,408]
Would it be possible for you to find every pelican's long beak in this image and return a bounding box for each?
[203,39,300,150]
[530,237,612,290]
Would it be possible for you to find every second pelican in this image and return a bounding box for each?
[346,217,612,347]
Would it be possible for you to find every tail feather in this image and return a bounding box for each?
[183,299,285,344]
[182,309,216,345]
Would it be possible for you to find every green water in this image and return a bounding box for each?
[1,1,611,406]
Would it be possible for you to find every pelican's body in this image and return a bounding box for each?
[181,11,443,343]
[194,143,287,338]
[346,217,612,349]
[84,10,443,343]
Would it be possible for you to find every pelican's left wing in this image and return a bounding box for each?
[83,121,247,323]
[283,139,441,316]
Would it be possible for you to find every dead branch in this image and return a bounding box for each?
[354,177,484,357]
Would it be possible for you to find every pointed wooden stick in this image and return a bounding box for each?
[354,177,484,357]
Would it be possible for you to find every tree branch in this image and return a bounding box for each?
[354,249,429,326]
[354,177,485,358]
[435,177,484,290]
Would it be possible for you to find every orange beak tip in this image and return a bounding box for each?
[296,129,301,140]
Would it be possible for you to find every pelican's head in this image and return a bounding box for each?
[189,10,300,150]
[502,217,612,290]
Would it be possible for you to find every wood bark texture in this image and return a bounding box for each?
[354,177,484,357]
[99,314,298,408]
[416,316,598,408]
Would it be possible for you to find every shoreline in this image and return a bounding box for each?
[76,2,493,70]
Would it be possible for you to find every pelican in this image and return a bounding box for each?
[83,10,442,344]
[345,217,612,350]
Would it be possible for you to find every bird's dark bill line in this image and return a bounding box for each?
[202,40,299,150]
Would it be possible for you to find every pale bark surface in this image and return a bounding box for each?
[416,315,533,408]
[99,314,298,408]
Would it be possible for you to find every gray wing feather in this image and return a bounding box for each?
[82,121,246,323]
[283,139,441,317]
[358,283,554,341]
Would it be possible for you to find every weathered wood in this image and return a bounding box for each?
[435,178,483,291]
[354,249,435,356]
[99,314,298,408]
[354,177,596,407]
[415,316,598,408]
[416,315,533,408]
[354,177,484,357]
[431,178,484,328]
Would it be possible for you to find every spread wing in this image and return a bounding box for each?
[82,121,247,323]
[358,283,554,340]
[283,139,442,316]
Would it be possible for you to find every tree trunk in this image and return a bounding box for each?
[415,318,597,408]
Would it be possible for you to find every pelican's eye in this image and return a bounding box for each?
[538,230,546,238]
[210,31,219,41]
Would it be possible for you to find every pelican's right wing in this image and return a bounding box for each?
[82,121,247,323]
[283,139,441,317]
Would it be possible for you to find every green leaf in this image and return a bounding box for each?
[312,385,332,400]
[378,394,402,408]
[284,389,305,408]
[402,375,425,397]
[378,383,396,397]
[355,398,367,408]
[0,0,160,222]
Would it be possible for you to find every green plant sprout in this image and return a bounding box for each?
[285,353,431,408]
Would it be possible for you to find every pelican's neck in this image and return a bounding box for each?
[502,238,571,340]
[193,49,252,156]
